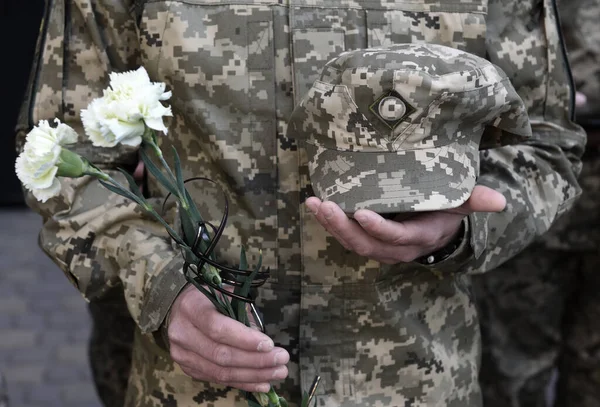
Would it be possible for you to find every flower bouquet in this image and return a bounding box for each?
[15,67,319,407]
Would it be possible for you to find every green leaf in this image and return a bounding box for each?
[168,148,197,245]
[232,247,249,324]
[211,287,237,320]
[140,147,179,198]
[188,279,228,315]
[184,188,204,230]
[179,209,198,246]
[239,247,248,273]
[241,252,263,299]
[172,146,187,200]
[300,392,310,407]
[98,179,143,206]
[117,168,144,199]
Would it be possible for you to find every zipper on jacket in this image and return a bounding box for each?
[550,0,576,121]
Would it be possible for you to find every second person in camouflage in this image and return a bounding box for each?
[474,0,600,405]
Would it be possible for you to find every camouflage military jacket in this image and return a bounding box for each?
[17,0,585,406]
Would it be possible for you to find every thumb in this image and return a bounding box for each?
[445,185,506,215]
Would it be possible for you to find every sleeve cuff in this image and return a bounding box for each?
[417,217,474,273]
[139,256,188,334]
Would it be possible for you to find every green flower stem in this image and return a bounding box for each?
[83,166,110,182]
[267,387,282,406]
[140,131,222,287]
[142,131,190,210]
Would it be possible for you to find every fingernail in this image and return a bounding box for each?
[323,208,333,219]
[257,339,274,352]
[306,202,318,215]
[273,351,289,366]
[272,367,287,380]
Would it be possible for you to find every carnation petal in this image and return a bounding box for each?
[30,178,62,203]
[56,122,79,145]
[144,117,168,134]
[31,164,59,190]
[105,118,145,143]
[119,135,143,147]
[15,154,32,185]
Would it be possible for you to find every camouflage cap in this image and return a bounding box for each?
[287,43,532,213]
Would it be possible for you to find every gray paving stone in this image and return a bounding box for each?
[56,345,89,366]
[43,365,85,384]
[1,270,40,285]
[37,331,69,347]
[0,314,14,330]
[8,349,51,365]
[61,382,100,404]
[6,365,44,384]
[24,383,62,406]
[0,208,102,407]
[0,331,37,351]
[12,314,45,331]
[0,298,28,315]
[47,312,83,328]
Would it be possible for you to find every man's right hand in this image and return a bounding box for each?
[168,285,290,393]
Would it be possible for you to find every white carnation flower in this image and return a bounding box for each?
[15,120,79,203]
[81,66,172,148]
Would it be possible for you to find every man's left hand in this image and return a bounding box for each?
[305,185,506,265]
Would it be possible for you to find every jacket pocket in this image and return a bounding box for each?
[138,1,280,271]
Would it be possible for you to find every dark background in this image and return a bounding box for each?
[1,0,45,206]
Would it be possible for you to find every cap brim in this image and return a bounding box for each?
[306,138,479,214]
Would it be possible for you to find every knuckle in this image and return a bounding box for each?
[181,366,202,381]
[179,291,197,314]
[354,244,372,258]
[167,326,184,347]
[206,317,226,341]
[170,346,184,363]
[391,234,409,246]
[212,345,231,366]
[214,368,232,384]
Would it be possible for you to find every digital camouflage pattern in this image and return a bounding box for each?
[475,154,600,407]
[288,43,531,213]
[474,0,600,405]
[15,0,585,406]
[559,0,600,123]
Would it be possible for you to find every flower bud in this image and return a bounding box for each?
[56,148,90,178]
[253,392,270,407]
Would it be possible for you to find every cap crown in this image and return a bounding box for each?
[289,43,531,153]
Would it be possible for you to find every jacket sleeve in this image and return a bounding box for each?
[432,0,586,274]
[15,0,188,333]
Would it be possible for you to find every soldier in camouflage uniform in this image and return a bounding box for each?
[15,0,585,406]
[473,0,600,406]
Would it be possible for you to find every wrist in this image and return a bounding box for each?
[416,220,466,265]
